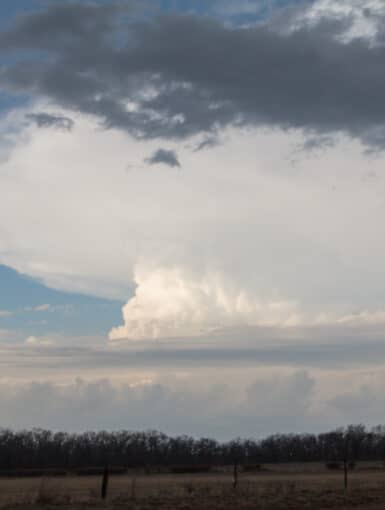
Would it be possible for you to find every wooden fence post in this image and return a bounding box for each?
[343,458,348,490]
[101,465,109,500]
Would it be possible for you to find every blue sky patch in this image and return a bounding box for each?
[0,265,124,338]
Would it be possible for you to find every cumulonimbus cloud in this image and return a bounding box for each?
[109,265,301,341]
[109,265,385,341]
[3,102,385,340]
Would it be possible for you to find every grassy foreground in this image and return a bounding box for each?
[1,464,385,509]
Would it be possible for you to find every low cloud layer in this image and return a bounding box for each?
[1,328,385,436]
[1,1,385,147]
[0,367,384,437]
[0,371,341,436]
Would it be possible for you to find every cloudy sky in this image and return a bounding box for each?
[2,0,385,438]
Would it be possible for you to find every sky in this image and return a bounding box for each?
[2,0,385,437]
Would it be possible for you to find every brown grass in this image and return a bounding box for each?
[1,464,385,509]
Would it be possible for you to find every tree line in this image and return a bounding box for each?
[0,425,385,470]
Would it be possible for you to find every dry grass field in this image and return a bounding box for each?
[1,464,385,510]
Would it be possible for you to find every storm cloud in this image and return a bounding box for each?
[1,2,385,147]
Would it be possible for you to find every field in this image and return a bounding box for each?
[1,464,385,510]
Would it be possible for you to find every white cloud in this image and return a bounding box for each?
[24,304,51,312]
[109,266,385,341]
[25,335,54,347]
[296,0,385,42]
[34,303,50,312]
[0,310,12,317]
[336,310,385,325]
[109,264,300,340]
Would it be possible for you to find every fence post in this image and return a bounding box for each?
[343,458,348,490]
[101,465,109,500]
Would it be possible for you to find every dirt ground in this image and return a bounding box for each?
[1,464,385,509]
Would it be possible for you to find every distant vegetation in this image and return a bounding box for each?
[0,425,384,472]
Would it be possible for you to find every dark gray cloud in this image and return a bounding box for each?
[26,112,74,131]
[1,3,385,147]
[145,148,180,167]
